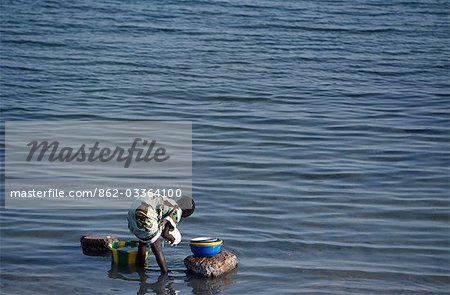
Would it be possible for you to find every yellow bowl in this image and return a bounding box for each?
[189,239,223,247]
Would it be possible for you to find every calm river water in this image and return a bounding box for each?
[1,0,449,294]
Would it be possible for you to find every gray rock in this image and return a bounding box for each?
[184,250,238,277]
[80,234,118,256]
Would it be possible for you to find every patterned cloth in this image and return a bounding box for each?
[127,196,182,243]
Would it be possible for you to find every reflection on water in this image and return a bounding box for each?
[108,263,238,295]
[109,264,178,295]
[185,269,238,295]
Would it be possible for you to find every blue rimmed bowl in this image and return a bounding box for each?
[189,237,223,257]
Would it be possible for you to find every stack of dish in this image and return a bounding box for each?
[189,237,223,257]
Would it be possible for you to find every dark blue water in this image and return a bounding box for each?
[1,0,449,294]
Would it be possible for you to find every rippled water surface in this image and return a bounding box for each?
[1,0,449,294]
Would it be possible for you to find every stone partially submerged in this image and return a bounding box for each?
[184,250,238,277]
[80,234,118,256]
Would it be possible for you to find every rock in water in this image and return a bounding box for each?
[184,250,238,277]
[80,234,118,256]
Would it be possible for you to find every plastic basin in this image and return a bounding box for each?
[109,241,148,265]
[189,238,223,257]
